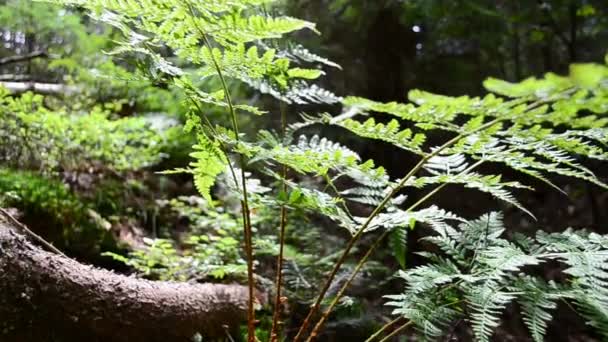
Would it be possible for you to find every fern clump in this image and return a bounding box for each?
[385,212,608,341]
[40,0,608,340]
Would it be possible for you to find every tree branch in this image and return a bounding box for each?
[0,50,48,66]
[0,81,80,95]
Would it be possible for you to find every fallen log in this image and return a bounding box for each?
[0,81,79,95]
[0,50,48,66]
[0,217,251,341]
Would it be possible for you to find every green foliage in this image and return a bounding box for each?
[0,167,84,224]
[0,167,116,254]
[0,87,170,172]
[104,196,248,281]
[332,62,608,217]
[385,212,608,341]
[42,0,339,107]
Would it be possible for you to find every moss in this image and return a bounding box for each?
[0,168,114,256]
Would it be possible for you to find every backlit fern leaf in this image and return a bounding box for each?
[361,205,464,233]
[261,135,386,183]
[336,117,427,155]
[189,135,228,204]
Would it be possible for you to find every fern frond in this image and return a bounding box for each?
[389,226,408,268]
[385,292,461,340]
[412,171,534,217]
[513,277,564,342]
[466,284,514,342]
[258,135,386,184]
[423,153,468,175]
[476,244,541,279]
[334,117,427,155]
[190,136,228,204]
[396,260,461,295]
[277,44,342,69]
[361,206,464,233]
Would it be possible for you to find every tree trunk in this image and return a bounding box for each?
[0,220,251,341]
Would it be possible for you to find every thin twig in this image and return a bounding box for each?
[183,2,256,340]
[0,208,66,257]
[377,321,413,342]
[364,315,404,342]
[270,102,289,342]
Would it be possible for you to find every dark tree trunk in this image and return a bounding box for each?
[0,220,251,342]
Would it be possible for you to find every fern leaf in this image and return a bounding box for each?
[189,134,227,204]
[334,117,427,155]
[514,278,563,342]
[389,226,408,268]
[466,284,514,342]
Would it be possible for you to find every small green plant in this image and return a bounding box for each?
[382,212,608,342]
[104,195,251,281]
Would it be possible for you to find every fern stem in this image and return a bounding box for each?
[377,321,413,342]
[305,229,391,342]
[363,316,404,342]
[294,117,503,342]
[307,160,487,340]
[185,3,256,340]
[408,159,485,211]
[270,102,289,342]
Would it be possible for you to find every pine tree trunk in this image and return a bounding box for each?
[0,221,250,341]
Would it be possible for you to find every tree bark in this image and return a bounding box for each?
[0,220,251,341]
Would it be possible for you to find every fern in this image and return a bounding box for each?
[40,1,608,340]
[161,134,227,204]
[514,277,564,342]
[386,212,608,341]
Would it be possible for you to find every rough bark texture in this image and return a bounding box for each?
[0,220,249,342]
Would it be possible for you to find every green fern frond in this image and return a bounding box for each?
[385,292,460,340]
[412,171,534,218]
[387,212,608,341]
[361,206,464,233]
[254,135,386,184]
[396,261,461,295]
[389,226,408,268]
[476,244,541,279]
[513,277,564,342]
[466,284,515,342]
[188,134,228,204]
[278,43,342,69]
[334,117,427,155]
[280,180,356,231]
